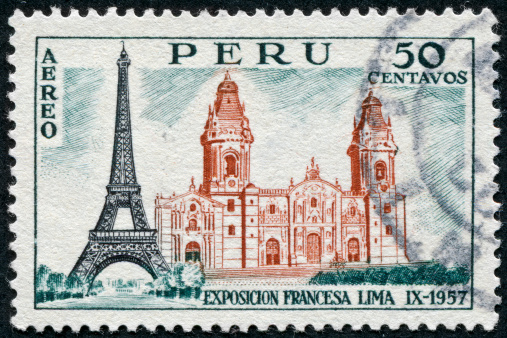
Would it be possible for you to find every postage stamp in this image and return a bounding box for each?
[10,10,499,330]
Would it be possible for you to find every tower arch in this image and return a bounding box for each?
[374,160,387,181]
[85,254,158,290]
[223,151,240,179]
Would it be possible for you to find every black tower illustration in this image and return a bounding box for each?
[70,46,169,290]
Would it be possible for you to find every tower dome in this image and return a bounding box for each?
[217,71,239,92]
[361,91,382,107]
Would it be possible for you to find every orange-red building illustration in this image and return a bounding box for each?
[155,72,409,270]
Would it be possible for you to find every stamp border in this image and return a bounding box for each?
[33,35,476,311]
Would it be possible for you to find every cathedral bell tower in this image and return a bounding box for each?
[200,72,254,194]
[347,91,398,193]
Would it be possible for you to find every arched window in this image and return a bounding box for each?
[225,155,237,177]
[386,225,393,235]
[185,242,200,262]
[228,224,235,236]
[384,203,391,213]
[350,206,356,216]
[269,204,276,214]
[375,161,387,181]
[188,219,197,231]
[312,216,318,223]
[311,197,317,208]
[348,238,360,262]
[190,203,196,212]
[227,199,235,212]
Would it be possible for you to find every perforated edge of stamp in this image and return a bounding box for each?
[7,8,500,331]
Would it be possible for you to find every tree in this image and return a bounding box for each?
[171,263,186,289]
[47,272,66,292]
[36,265,51,292]
[64,274,82,292]
[181,264,205,288]
[90,280,104,293]
[153,276,169,291]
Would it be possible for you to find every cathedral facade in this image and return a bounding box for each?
[155,72,409,270]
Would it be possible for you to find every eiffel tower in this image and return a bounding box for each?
[70,46,169,291]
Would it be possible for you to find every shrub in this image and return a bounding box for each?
[445,266,471,286]
[338,269,365,285]
[155,263,206,299]
[309,263,471,286]
[364,267,389,285]
[387,265,415,285]
[414,263,447,285]
[309,272,338,285]
[181,264,205,288]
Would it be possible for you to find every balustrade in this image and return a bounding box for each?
[89,230,157,242]
[259,214,289,224]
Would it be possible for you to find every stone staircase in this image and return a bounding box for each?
[202,262,426,286]
[204,265,335,281]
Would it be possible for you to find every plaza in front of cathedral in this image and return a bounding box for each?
[154,72,409,273]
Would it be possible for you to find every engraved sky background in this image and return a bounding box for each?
[37,65,471,278]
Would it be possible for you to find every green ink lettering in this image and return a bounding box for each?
[215,43,242,65]
[42,48,57,64]
[257,43,291,65]
[168,43,197,64]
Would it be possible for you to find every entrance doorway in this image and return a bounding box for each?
[307,233,321,264]
[185,242,201,262]
[266,238,280,265]
[348,238,360,262]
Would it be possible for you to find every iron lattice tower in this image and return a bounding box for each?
[70,46,169,290]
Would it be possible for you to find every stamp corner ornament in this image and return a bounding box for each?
[9,9,499,331]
